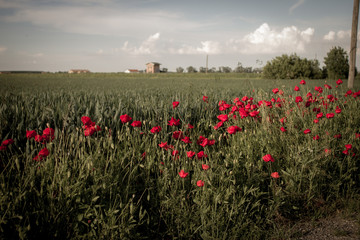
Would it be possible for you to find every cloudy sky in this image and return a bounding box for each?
[0,0,357,72]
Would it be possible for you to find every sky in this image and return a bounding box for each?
[0,0,357,72]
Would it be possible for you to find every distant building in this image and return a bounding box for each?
[146,62,161,73]
[124,69,140,73]
[68,69,90,74]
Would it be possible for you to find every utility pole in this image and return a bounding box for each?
[348,0,359,89]
[206,55,208,74]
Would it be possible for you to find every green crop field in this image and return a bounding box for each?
[0,73,360,239]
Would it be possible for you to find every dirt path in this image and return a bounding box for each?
[289,212,360,239]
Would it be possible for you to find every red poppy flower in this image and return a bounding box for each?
[262,154,275,162]
[1,139,14,146]
[187,124,194,129]
[240,96,248,102]
[313,135,320,140]
[355,133,360,139]
[217,114,228,122]
[172,150,179,156]
[303,129,311,134]
[39,148,49,157]
[326,113,334,119]
[343,150,349,155]
[335,107,341,114]
[227,126,242,134]
[280,127,286,132]
[26,130,37,139]
[187,151,196,158]
[172,131,184,140]
[202,96,208,103]
[208,139,215,146]
[35,135,44,143]
[295,96,303,103]
[313,119,319,124]
[196,180,204,187]
[334,134,342,139]
[219,103,232,111]
[172,101,180,109]
[279,117,286,124]
[345,144,352,150]
[345,90,353,97]
[199,138,209,147]
[120,114,132,123]
[239,108,249,118]
[43,127,55,136]
[33,147,49,161]
[158,142,168,148]
[131,121,142,127]
[181,136,192,144]
[294,86,300,91]
[84,127,96,137]
[214,121,224,130]
[271,172,280,178]
[249,111,260,117]
[150,126,162,134]
[324,84,332,89]
[300,80,306,85]
[178,169,189,178]
[316,112,323,118]
[168,117,180,126]
[336,79,343,85]
[324,149,331,154]
[272,88,279,94]
[202,164,210,170]
[197,151,208,159]
[0,146,6,151]
[81,116,93,126]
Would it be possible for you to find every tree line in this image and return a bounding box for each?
[175,64,262,74]
[175,46,351,79]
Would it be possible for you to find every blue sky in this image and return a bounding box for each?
[0,0,357,72]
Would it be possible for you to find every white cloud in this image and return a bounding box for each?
[175,41,221,55]
[233,23,314,54]
[289,0,305,14]
[122,32,160,55]
[323,30,351,41]
[337,30,351,39]
[323,31,336,41]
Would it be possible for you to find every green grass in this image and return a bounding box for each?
[0,73,359,239]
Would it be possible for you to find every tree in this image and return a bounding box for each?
[324,46,349,80]
[263,53,322,79]
[176,67,184,73]
[220,66,232,73]
[186,66,197,73]
[199,67,207,73]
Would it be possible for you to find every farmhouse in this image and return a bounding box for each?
[146,62,161,73]
[124,69,140,73]
[68,69,90,74]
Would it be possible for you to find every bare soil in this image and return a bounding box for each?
[288,211,360,240]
